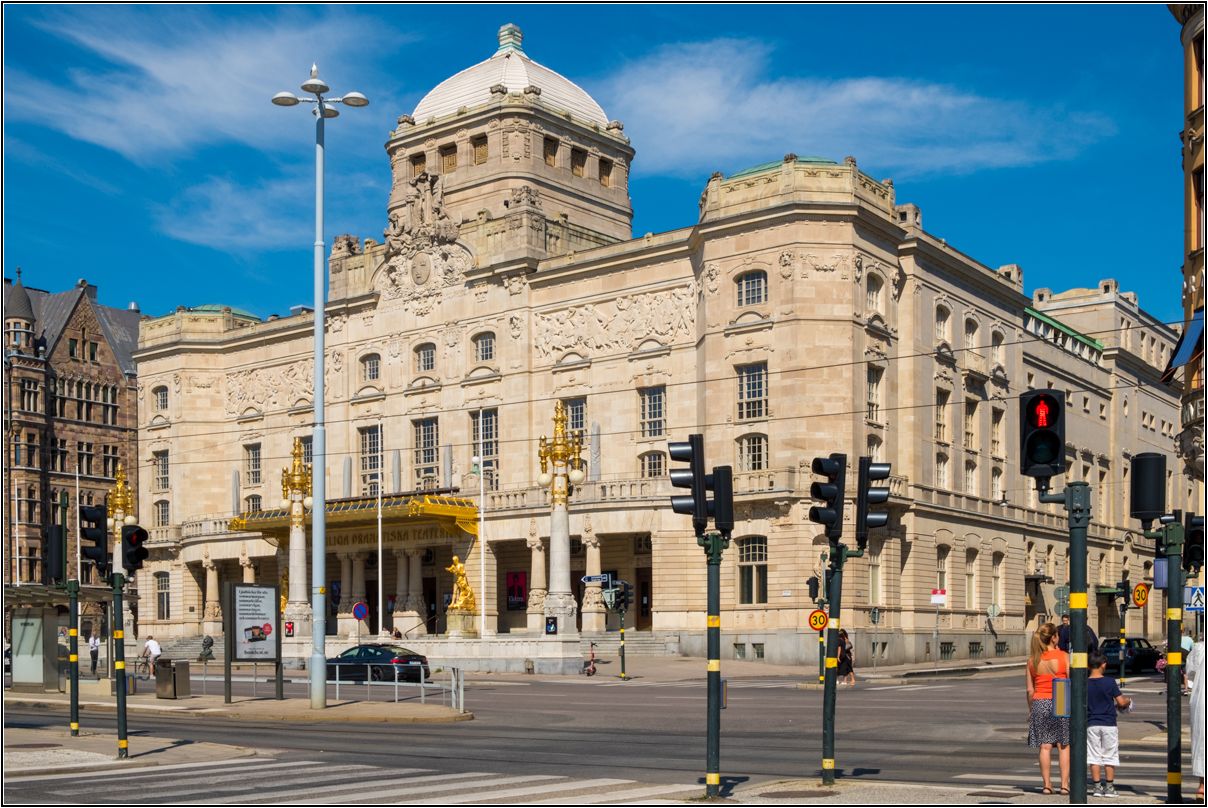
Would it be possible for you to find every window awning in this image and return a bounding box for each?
[228,493,478,540]
[1162,307,1204,382]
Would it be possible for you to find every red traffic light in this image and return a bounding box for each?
[1026,394,1059,428]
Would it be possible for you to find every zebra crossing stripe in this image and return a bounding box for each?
[204,768,434,804]
[528,783,700,804]
[391,774,566,803]
[139,764,379,802]
[46,761,330,796]
[400,777,633,805]
[284,772,506,805]
[4,757,273,784]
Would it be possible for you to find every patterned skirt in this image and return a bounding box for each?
[1028,698,1070,747]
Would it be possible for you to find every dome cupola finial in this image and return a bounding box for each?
[496,23,524,55]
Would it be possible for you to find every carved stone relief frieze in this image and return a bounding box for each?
[801,252,849,279]
[778,251,796,279]
[383,172,460,260]
[224,351,343,416]
[533,284,696,361]
[504,273,528,296]
[374,243,473,318]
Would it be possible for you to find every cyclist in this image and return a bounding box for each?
[141,635,162,676]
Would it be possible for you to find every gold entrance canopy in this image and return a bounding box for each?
[229,493,479,541]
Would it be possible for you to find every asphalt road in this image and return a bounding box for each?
[4,669,1195,803]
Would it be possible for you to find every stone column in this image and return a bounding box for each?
[544,465,578,634]
[202,555,222,635]
[526,520,548,634]
[336,552,355,637]
[580,517,605,633]
[283,500,313,649]
[240,552,255,584]
[349,551,367,638]
[405,548,426,635]
[392,549,409,629]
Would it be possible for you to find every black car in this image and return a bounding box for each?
[326,644,430,683]
[1101,637,1161,674]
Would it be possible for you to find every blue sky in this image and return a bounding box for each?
[2,4,1188,324]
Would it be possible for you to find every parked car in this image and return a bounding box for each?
[1100,637,1161,674]
[326,644,429,683]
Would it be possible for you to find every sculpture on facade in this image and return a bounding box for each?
[446,555,476,614]
[383,171,459,261]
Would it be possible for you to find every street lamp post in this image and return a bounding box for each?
[537,402,586,635]
[272,65,368,710]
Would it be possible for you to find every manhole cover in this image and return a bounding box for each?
[758,791,838,799]
[966,791,1018,798]
[5,743,61,750]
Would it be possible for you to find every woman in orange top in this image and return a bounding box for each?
[1027,621,1070,794]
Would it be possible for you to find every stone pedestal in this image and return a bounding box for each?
[445,609,479,639]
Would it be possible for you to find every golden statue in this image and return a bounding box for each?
[445,555,476,613]
[280,571,288,614]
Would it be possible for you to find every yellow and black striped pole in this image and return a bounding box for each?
[619,609,627,680]
[112,572,130,759]
[699,530,729,798]
[1161,517,1185,804]
[68,579,80,736]
[822,546,846,786]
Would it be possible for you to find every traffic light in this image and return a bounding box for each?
[42,526,66,586]
[603,587,618,611]
[619,580,635,612]
[807,575,820,601]
[79,502,110,581]
[808,453,847,542]
[669,434,712,534]
[1019,389,1066,479]
[121,524,150,575]
[1184,512,1204,575]
[1129,452,1167,531]
[855,456,892,551]
[712,465,734,537]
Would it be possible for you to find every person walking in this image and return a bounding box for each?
[88,631,100,677]
[1027,621,1070,795]
[1188,637,1205,801]
[837,629,855,687]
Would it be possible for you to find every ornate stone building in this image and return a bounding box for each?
[3,272,141,589]
[133,25,1196,666]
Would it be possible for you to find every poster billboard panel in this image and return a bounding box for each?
[230,584,279,662]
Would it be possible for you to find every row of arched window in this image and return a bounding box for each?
[357,332,498,384]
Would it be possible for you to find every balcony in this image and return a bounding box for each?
[181,513,241,539]
[148,525,182,545]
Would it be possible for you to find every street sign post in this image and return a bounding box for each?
[581,574,610,584]
[931,589,946,671]
[808,609,829,632]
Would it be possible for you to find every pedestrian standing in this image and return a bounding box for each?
[1027,621,1070,795]
[1087,652,1131,798]
[837,629,855,687]
[88,631,100,677]
[1188,637,1205,801]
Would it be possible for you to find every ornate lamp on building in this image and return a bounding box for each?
[280,437,314,662]
[106,464,138,640]
[537,401,586,634]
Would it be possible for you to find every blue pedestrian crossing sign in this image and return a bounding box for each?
[1186,586,1205,612]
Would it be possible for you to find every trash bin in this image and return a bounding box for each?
[155,658,191,699]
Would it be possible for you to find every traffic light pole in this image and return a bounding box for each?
[1155,519,1185,804]
[821,544,861,785]
[699,530,728,798]
[68,578,79,736]
[1039,481,1090,805]
[619,608,627,680]
[1117,598,1128,687]
[111,572,130,759]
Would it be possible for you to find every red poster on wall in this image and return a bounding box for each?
[507,571,527,610]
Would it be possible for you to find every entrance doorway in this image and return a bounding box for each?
[635,567,652,630]
[423,577,437,634]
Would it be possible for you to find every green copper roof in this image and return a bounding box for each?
[191,304,260,320]
[1025,307,1104,351]
[728,156,837,180]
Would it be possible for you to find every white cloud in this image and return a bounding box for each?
[4,7,407,163]
[594,39,1113,179]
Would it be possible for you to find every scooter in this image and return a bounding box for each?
[581,641,597,676]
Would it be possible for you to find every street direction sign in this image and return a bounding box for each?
[1186,586,1205,612]
[930,588,947,606]
[808,609,829,632]
[581,575,609,584]
[1132,583,1150,609]
[352,601,369,622]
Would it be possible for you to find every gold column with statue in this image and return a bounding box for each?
[281,438,314,662]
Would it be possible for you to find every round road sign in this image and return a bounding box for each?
[808,609,829,632]
[352,601,369,622]
[1132,583,1150,609]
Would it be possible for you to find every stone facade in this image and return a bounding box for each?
[3,274,141,597]
[131,26,1198,666]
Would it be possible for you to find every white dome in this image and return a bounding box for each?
[412,24,608,127]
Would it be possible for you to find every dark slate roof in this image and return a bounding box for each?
[3,278,142,376]
[5,277,35,321]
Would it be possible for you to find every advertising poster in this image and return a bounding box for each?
[232,584,279,662]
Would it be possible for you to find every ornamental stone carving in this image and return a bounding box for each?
[224,354,345,416]
[384,172,459,260]
[802,252,848,278]
[375,243,473,317]
[533,285,696,360]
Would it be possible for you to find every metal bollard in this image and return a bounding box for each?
[366,663,372,702]
[393,664,399,702]
[335,663,340,700]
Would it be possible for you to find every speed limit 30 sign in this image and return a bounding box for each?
[1132,582,1150,608]
[808,609,829,632]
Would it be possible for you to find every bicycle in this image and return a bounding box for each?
[132,654,153,679]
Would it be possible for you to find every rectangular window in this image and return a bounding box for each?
[935,453,948,488]
[363,355,380,382]
[937,546,949,593]
[991,408,1004,456]
[599,158,612,187]
[244,443,262,486]
[440,145,457,174]
[562,398,586,434]
[20,379,39,412]
[471,409,499,491]
[413,418,439,490]
[543,136,558,167]
[866,366,883,422]
[965,551,977,610]
[102,446,119,478]
[737,363,768,421]
[472,135,488,165]
[571,147,586,177]
[738,434,767,471]
[738,537,768,605]
[52,439,68,473]
[639,386,666,438]
[410,153,426,177]
[737,272,767,307]
[153,450,169,490]
[156,572,171,621]
[475,332,495,363]
[300,435,313,466]
[935,389,949,442]
[69,338,78,359]
[964,399,978,448]
[360,426,382,496]
[965,461,977,495]
[992,468,1004,501]
[77,442,94,476]
[155,500,170,527]
[416,344,435,373]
